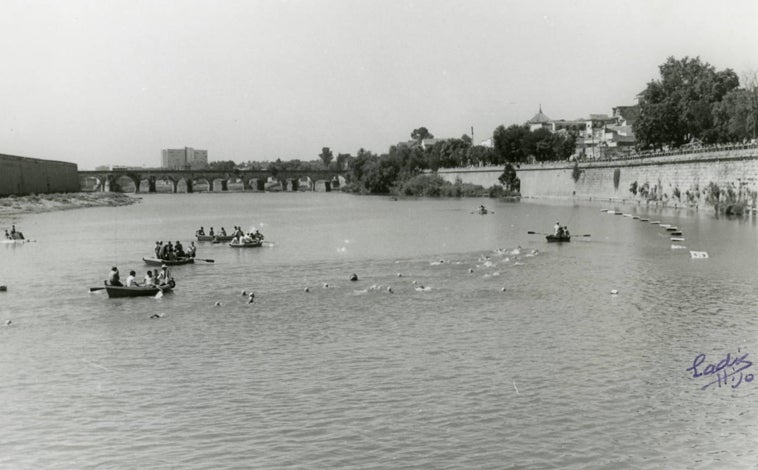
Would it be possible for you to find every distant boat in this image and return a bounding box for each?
[196,234,234,242]
[229,239,263,248]
[104,284,173,298]
[546,234,571,243]
[143,256,194,266]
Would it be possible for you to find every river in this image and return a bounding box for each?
[1,192,757,469]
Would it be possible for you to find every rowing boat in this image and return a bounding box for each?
[196,234,235,242]
[546,234,571,243]
[105,284,174,298]
[229,239,263,248]
[143,256,194,266]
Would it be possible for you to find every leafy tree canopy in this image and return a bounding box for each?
[319,147,334,167]
[636,56,740,149]
[208,160,237,171]
[411,127,434,142]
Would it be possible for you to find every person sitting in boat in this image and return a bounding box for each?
[254,229,263,240]
[125,270,140,287]
[556,226,565,237]
[175,240,185,258]
[4,230,9,239]
[167,242,177,261]
[143,270,155,287]
[9,225,23,240]
[187,241,196,258]
[209,227,215,237]
[159,241,169,260]
[554,221,561,235]
[197,226,205,236]
[157,264,173,286]
[563,226,570,238]
[220,227,227,237]
[108,267,123,286]
[243,232,253,243]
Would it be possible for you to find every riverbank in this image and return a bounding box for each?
[0,192,139,217]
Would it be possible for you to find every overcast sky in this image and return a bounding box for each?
[1,0,757,169]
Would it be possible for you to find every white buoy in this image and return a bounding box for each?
[214,301,222,306]
[610,289,619,295]
[690,251,709,259]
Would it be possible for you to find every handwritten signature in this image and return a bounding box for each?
[686,349,754,390]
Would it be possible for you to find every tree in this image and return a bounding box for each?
[493,124,529,163]
[498,163,520,192]
[319,147,333,168]
[636,56,740,149]
[712,71,758,141]
[411,127,434,142]
[208,160,236,171]
[335,153,351,171]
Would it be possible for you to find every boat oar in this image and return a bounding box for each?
[195,258,215,263]
[89,287,106,292]
[529,231,591,237]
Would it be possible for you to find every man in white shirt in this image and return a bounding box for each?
[125,270,140,287]
[158,264,172,285]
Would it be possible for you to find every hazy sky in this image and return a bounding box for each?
[1,0,757,169]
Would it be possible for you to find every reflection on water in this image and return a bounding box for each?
[1,193,757,469]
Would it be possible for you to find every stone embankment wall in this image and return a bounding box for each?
[438,147,758,208]
[0,153,79,196]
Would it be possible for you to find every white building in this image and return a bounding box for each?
[161,147,208,170]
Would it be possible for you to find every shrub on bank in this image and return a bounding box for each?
[391,174,496,198]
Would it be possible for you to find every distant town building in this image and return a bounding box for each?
[525,105,640,159]
[526,106,552,132]
[161,147,208,170]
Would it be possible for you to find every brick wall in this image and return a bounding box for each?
[0,153,79,196]
[438,148,758,206]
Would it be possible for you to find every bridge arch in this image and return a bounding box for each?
[78,168,347,193]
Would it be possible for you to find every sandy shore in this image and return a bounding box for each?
[0,192,139,217]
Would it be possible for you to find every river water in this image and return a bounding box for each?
[1,192,757,469]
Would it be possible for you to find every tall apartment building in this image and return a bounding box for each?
[161,147,208,170]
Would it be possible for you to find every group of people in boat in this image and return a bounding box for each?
[4,225,24,240]
[107,264,173,288]
[553,221,571,238]
[230,227,264,245]
[196,226,228,237]
[153,240,196,260]
[196,225,264,242]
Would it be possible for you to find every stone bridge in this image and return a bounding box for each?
[79,168,346,193]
